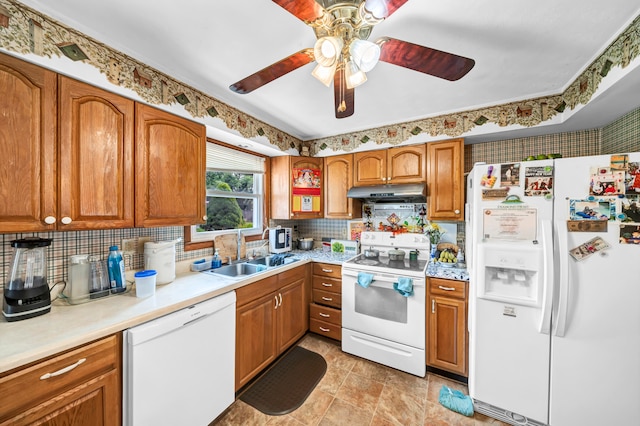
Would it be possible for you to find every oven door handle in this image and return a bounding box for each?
[344,271,425,288]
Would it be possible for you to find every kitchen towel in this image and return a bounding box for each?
[256,264,268,272]
[357,272,374,288]
[393,277,413,297]
[438,385,474,417]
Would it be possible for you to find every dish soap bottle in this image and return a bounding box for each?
[107,245,126,293]
[212,249,222,269]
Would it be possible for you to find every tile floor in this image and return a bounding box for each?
[212,334,510,426]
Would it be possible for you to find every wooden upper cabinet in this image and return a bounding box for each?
[427,138,464,221]
[271,156,323,219]
[324,154,361,219]
[0,52,57,232]
[353,145,426,186]
[387,145,427,184]
[135,103,206,227]
[353,150,386,186]
[58,76,135,230]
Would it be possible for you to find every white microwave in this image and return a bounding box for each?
[269,227,292,253]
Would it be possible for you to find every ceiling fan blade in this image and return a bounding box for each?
[364,0,409,19]
[272,0,325,23]
[377,37,475,81]
[334,65,354,118]
[230,49,314,94]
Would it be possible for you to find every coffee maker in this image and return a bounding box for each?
[3,237,52,321]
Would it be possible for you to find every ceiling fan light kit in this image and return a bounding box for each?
[230,0,474,118]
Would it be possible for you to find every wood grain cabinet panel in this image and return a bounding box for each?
[354,145,426,186]
[427,277,468,376]
[58,76,135,229]
[271,156,324,219]
[0,334,121,426]
[324,154,361,219]
[427,138,464,221]
[135,103,206,227]
[0,52,57,232]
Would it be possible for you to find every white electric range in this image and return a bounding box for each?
[341,231,430,377]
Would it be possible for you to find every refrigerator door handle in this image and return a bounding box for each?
[554,222,570,337]
[538,219,553,335]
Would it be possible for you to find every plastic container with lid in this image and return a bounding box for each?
[107,246,126,293]
[144,238,181,285]
[134,270,157,298]
[64,254,91,304]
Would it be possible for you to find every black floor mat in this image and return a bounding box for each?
[239,346,327,416]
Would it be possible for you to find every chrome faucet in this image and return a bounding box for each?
[237,229,243,261]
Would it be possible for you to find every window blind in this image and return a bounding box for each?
[206,142,265,173]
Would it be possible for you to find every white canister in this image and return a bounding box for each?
[144,238,181,284]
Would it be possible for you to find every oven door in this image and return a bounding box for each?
[342,268,425,349]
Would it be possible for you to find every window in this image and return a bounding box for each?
[189,142,265,243]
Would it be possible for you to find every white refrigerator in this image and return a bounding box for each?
[466,154,640,426]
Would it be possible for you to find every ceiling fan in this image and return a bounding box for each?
[229,0,475,119]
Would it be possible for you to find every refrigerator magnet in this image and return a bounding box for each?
[619,224,640,244]
[569,236,611,261]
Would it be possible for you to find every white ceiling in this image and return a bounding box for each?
[17,0,640,151]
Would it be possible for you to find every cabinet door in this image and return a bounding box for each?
[427,138,464,221]
[353,150,386,186]
[235,293,278,390]
[427,295,467,376]
[135,103,206,227]
[4,369,120,426]
[0,52,57,232]
[387,145,426,184]
[270,156,323,219]
[277,277,307,353]
[58,76,134,230]
[324,154,361,219]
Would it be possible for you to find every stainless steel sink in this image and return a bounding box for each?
[247,256,299,267]
[206,262,261,278]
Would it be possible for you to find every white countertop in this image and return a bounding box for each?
[0,249,459,374]
[0,257,316,374]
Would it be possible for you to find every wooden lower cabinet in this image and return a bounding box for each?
[426,277,468,377]
[235,265,309,390]
[309,263,342,341]
[0,334,121,426]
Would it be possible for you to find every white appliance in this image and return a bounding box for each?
[342,231,430,377]
[123,291,236,426]
[269,227,292,253]
[467,154,640,426]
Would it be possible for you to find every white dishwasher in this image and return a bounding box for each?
[123,291,236,426]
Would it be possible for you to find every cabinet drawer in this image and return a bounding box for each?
[0,334,119,420]
[309,319,342,341]
[428,278,466,299]
[312,275,342,293]
[313,263,341,279]
[309,303,341,326]
[313,289,341,308]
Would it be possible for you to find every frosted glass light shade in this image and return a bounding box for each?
[345,60,367,89]
[314,37,343,67]
[311,62,337,87]
[350,39,381,72]
[363,0,388,20]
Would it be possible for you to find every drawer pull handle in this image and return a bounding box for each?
[438,285,456,291]
[321,296,333,301]
[319,327,331,332]
[321,269,333,273]
[40,358,86,380]
[321,283,333,287]
[319,312,331,318]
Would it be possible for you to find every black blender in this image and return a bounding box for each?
[3,237,53,321]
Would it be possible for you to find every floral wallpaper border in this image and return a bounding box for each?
[1,0,638,155]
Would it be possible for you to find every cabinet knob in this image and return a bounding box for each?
[60,216,72,225]
[202,215,207,221]
[44,216,56,224]
[455,209,461,214]
[290,213,294,217]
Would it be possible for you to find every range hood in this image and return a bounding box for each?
[346,183,426,202]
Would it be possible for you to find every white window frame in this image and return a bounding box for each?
[189,143,266,243]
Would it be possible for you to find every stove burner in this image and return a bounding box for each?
[358,259,380,266]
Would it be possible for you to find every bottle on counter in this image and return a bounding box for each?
[212,248,222,269]
[107,245,126,293]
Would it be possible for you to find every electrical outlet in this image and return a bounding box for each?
[122,238,137,253]
[341,228,347,237]
[137,237,151,253]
